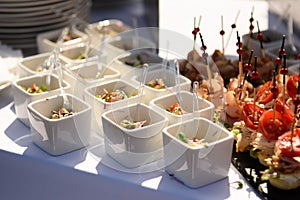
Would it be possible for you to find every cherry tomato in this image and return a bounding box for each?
[242,103,265,130]
[275,98,294,128]
[286,74,299,100]
[277,128,300,158]
[255,81,279,104]
[259,109,288,140]
[168,103,180,111]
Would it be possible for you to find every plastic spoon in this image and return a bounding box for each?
[54,51,71,111]
[174,59,183,106]
[132,18,139,49]
[135,63,148,119]
[192,81,199,135]
[162,40,169,81]
[95,26,107,79]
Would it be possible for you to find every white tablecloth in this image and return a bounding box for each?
[0,97,262,200]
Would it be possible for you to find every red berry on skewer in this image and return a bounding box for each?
[220,30,225,35]
[280,68,288,75]
[192,27,200,36]
[251,71,259,79]
[249,24,254,31]
[202,52,208,59]
[297,54,300,60]
[251,57,259,79]
[231,24,236,29]
[275,57,282,65]
[237,47,243,55]
[201,45,207,51]
[256,33,263,41]
[278,48,286,56]
[236,41,243,47]
[244,63,252,71]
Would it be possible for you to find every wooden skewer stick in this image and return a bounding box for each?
[225,10,240,51]
[280,54,288,105]
[252,56,259,121]
[256,20,265,58]
[248,6,255,51]
[271,70,278,121]
[220,15,225,54]
[199,33,212,91]
[192,16,201,50]
[236,31,243,87]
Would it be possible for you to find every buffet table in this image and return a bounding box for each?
[0,0,286,199]
[0,96,262,200]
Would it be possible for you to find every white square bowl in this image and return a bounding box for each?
[104,35,156,64]
[27,94,91,156]
[17,52,67,77]
[59,44,100,66]
[242,29,284,58]
[150,91,215,125]
[132,66,191,104]
[88,19,131,37]
[37,28,89,53]
[102,103,168,168]
[265,43,300,67]
[109,49,164,81]
[63,61,121,99]
[12,74,70,127]
[87,19,131,48]
[163,117,234,188]
[84,79,144,135]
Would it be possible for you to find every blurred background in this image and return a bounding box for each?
[0,0,299,56]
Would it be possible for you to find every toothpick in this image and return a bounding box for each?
[225,10,240,51]
[220,15,225,54]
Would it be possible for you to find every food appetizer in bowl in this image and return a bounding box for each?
[162,117,233,188]
[131,65,191,105]
[59,44,100,66]
[89,19,130,37]
[27,94,91,156]
[150,90,214,125]
[37,28,89,53]
[12,74,70,127]
[17,52,67,77]
[63,61,120,98]
[84,79,143,135]
[102,103,168,168]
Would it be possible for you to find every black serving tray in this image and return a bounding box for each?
[231,143,300,200]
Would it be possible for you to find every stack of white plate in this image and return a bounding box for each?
[0,0,91,56]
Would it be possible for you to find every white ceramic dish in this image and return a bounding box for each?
[242,29,284,58]
[12,74,70,127]
[88,19,131,37]
[132,66,191,105]
[265,43,300,67]
[17,52,67,77]
[63,61,121,99]
[102,103,168,168]
[59,44,100,66]
[27,93,91,156]
[37,28,89,53]
[150,91,215,125]
[84,79,144,135]
[162,117,234,188]
[109,49,163,81]
[104,35,156,64]
[87,19,131,48]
